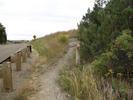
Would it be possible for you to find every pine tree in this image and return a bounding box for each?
[0,23,7,44]
[77,0,133,60]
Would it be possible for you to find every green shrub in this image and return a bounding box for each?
[92,29,133,77]
[57,34,68,43]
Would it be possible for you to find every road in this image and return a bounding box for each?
[0,44,28,63]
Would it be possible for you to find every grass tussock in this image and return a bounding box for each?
[13,81,35,100]
[58,65,104,100]
[58,48,105,100]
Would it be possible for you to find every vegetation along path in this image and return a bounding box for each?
[29,38,77,100]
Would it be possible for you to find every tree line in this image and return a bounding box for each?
[0,23,7,44]
[77,0,133,77]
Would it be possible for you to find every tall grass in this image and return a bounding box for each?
[59,55,133,100]
[58,48,105,100]
[58,55,133,100]
[59,66,105,100]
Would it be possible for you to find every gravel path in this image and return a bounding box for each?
[29,39,77,100]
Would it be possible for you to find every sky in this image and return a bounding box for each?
[0,0,95,40]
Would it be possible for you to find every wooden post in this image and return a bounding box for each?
[0,64,3,78]
[27,45,32,52]
[2,62,13,92]
[76,43,80,64]
[11,54,16,63]
[27,47,30,57]
[22,48,27,63]
[16,53,21,71]
[18,51,22,57]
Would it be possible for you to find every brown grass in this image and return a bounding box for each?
[13,81,35,100]
[28,66,36,75]
[58,47,105,100]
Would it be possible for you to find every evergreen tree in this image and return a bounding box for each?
[77,0,133,76]
[0,23,7,44]
[77,0,133,60]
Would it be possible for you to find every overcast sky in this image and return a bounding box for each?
[0,0,95,40]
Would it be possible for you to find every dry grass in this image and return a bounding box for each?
[31,29,78,66]
[58,66,105,100]
[58,49,133,100]
[27,65,37,76]
[13,81,35,100]
[58,48,105,100]
[18,81,35,95]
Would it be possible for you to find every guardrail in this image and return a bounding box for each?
[0,45,31,93]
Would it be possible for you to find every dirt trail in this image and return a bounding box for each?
[29,38,77,100]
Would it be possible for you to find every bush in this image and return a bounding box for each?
[57,34,68,43]
[92,29,133,77]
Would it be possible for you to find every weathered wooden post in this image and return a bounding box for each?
[27,47,30,57]
[11,53,21,71]
[16,53,21,71]
[2,62,13,92]
[76,43,80,64]
[22,48,27,63]
[18,51,22,57]
[11,54,16,63]
[0,64,3,78]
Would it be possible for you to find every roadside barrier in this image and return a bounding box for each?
[22,48,27,63]
[3,62,12,92]
[0,45,31,93]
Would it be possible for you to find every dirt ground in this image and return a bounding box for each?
[28,38,77,100]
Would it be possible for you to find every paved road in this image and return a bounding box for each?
[0,44,28,63]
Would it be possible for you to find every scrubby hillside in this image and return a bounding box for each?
[31,29,77,66]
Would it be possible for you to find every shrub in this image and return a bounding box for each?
[57,34,68,43]
[92,29,133,77]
